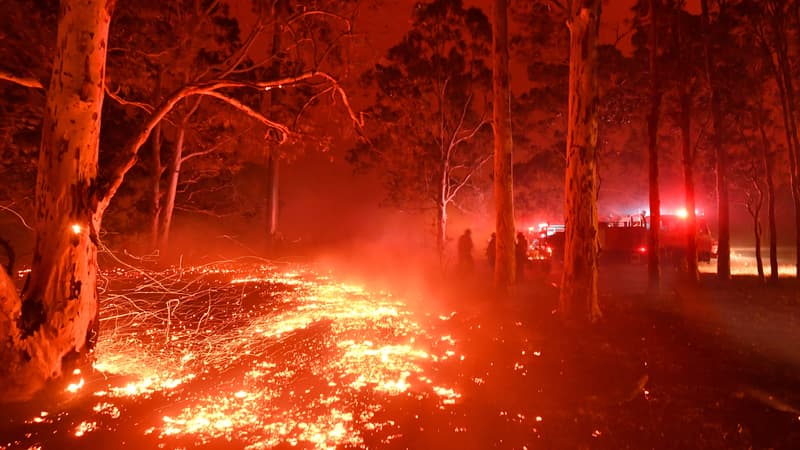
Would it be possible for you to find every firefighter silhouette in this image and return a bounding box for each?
[486,232,496,269]
[458,229,474,274]
[515,231,528,281]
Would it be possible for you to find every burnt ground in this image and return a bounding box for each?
[395,262,800,450]
[1,260,799,450]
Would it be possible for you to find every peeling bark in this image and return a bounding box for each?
[0,0,113,402]
[560,0,602,322]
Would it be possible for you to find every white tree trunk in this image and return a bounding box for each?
[150,122,163,250]
[0,0,112,402]
[435,158,449,258]
[437,200,448,258]
[265,152,279,238]
[159,126,186,253]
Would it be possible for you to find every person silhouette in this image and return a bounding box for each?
[458,229,474,274]
[515,231,528,281]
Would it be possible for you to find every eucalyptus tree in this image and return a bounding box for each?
[349,0,493,258]
[0,0,114,403]
[742,0,800,278]
[251,0,362,251]
[701,0,732,280]
[0,0,362,401]
[493,0,515,291]
[106,0,361,255]
[109,1,249,252]
[669,2,706,281]
[559,0,603,322]
[726,0,787,281]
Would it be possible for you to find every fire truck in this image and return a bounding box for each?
[529,211,716,267]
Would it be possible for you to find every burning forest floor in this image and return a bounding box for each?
[1,257,799,450]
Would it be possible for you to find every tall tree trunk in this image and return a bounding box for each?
[263,2,283,250]
[492,0,515,293]
[157,96,201,254]
[772,56,800,278]
[560,0,602,322]
[680,84,698,281]
[701,0,730,280]
[757,111,779,281]
[150,69,163,251]
[265,151,279,238]
[158,125,186,253]
[746,171,765,282]
[150,122,163,251]
[763,8,800,279]
[753,206,764,282]
[775,42,800,279]
[675,3,697,281]
[0,0,113,402]
[436,196,447,260]
[647,0,662,290]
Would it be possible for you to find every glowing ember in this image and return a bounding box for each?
[66,378,84,393]
[74,420,96,437]
[75,262,460,448]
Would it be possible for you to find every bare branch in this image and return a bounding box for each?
[108,47,172,60]
[287,10,353,31]
[201,10,267,80]
[198,91,290,138]
[0,204,34,231]
[446,153,493,203]
[105,84,154,113]
[447,94,473,159]
[294,86,335,127]
[453,116,490,148]
[97,71,363,215]
[314,72,365,127]
[0,70,44,89]
[180,128,253,164]
[691,112,712,160]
